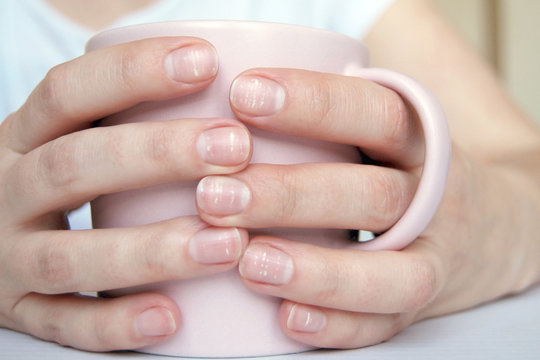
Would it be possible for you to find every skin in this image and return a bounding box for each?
[1,0,539,352]
[0,36,251,350]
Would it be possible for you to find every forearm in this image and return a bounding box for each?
[496,151,540,292]
[365,0,540,161]
[366,0,540,297]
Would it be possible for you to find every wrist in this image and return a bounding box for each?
[490,152,540,293]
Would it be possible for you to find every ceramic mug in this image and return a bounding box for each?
[86,20,451,357]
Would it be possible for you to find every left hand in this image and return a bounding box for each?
[195,68,540,348]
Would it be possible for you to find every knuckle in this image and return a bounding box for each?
[92,315,118,350]
[303,79,336,127]
[271,167,300,225]
[139,226,179,278]
[32,243,76,293]
[367,313,406,346]
[17,298,68,346]
[384,313,409,340]
[116,49,144,94]
[141,233,168,277]
[36,65,70,119]
[344,313,406,349]
[402,257,439,312]
[365,172,409,230]
[35,300,78,348]
[330,328,362,349]
[326,313,404,349]
[380,90,414,149]
[311,254,344,305]
[42,319,67,346]
[102,223,187,286]
[145,125,179,172]
[38,136,81,191]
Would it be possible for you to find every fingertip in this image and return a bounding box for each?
[278,299,410,350]
[103,293,182,348]
[134,306,177,338]
[196,125,251,166]
[229,73,286,117]
[277,301,330,349]
[164,42,219,84]
[278,300,296,330]
[279,301,327,335]
[188,227,248,265]
[10,292,183,352]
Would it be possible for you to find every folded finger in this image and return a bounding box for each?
[197,163,417,234]
[238,238,443,314]
[278,301,412,349]
[2,37,218,154]
[7,217,247,294]
[10,292,180,352]
[230,69,424,168]
[5,118,250,222]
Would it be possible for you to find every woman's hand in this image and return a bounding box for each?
[196,67,540,349]
[0,37,252,351]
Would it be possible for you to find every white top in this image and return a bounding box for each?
[1,0,394,116]
[0,0,393,229]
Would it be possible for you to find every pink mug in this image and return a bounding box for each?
[86,20,451,357]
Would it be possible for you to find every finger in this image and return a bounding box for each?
[229,69,424,168]
[2,37,219,154]
[10,292,180,351]
[5,118,250,222]
[238,238,443,314]
[278,301,412,349]
[196,163,417,234]
[7,217,248,294]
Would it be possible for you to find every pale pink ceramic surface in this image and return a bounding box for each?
[87,21,450,357]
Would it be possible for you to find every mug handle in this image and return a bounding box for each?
[344,66,451,251]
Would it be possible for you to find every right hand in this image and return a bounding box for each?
[0,37,251,351]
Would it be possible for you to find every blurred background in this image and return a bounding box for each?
[432,0,540,124]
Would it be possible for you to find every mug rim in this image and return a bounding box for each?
[86,19,368,53]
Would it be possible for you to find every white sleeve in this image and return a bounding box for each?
[326,0,395,39]
[224,0,396,39]
[129,0,396,40]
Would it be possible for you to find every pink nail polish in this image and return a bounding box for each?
[230,75,285,116]
[197,176,250,216]
[196,126,250,165]
[189,227,242,264]
[239,244,294,285]
[286,304,326,333]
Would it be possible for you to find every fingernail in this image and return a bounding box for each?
[135,307,176,337]
[189,227,242,264]
[164,44,218,83]
[196,126,250,165]
[230,75,285,116]
[197,176,250,216]
[239,244,294,285]
[287,304,327,333]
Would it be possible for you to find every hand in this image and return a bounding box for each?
[196,68,540,348]
[0,37,251,351]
